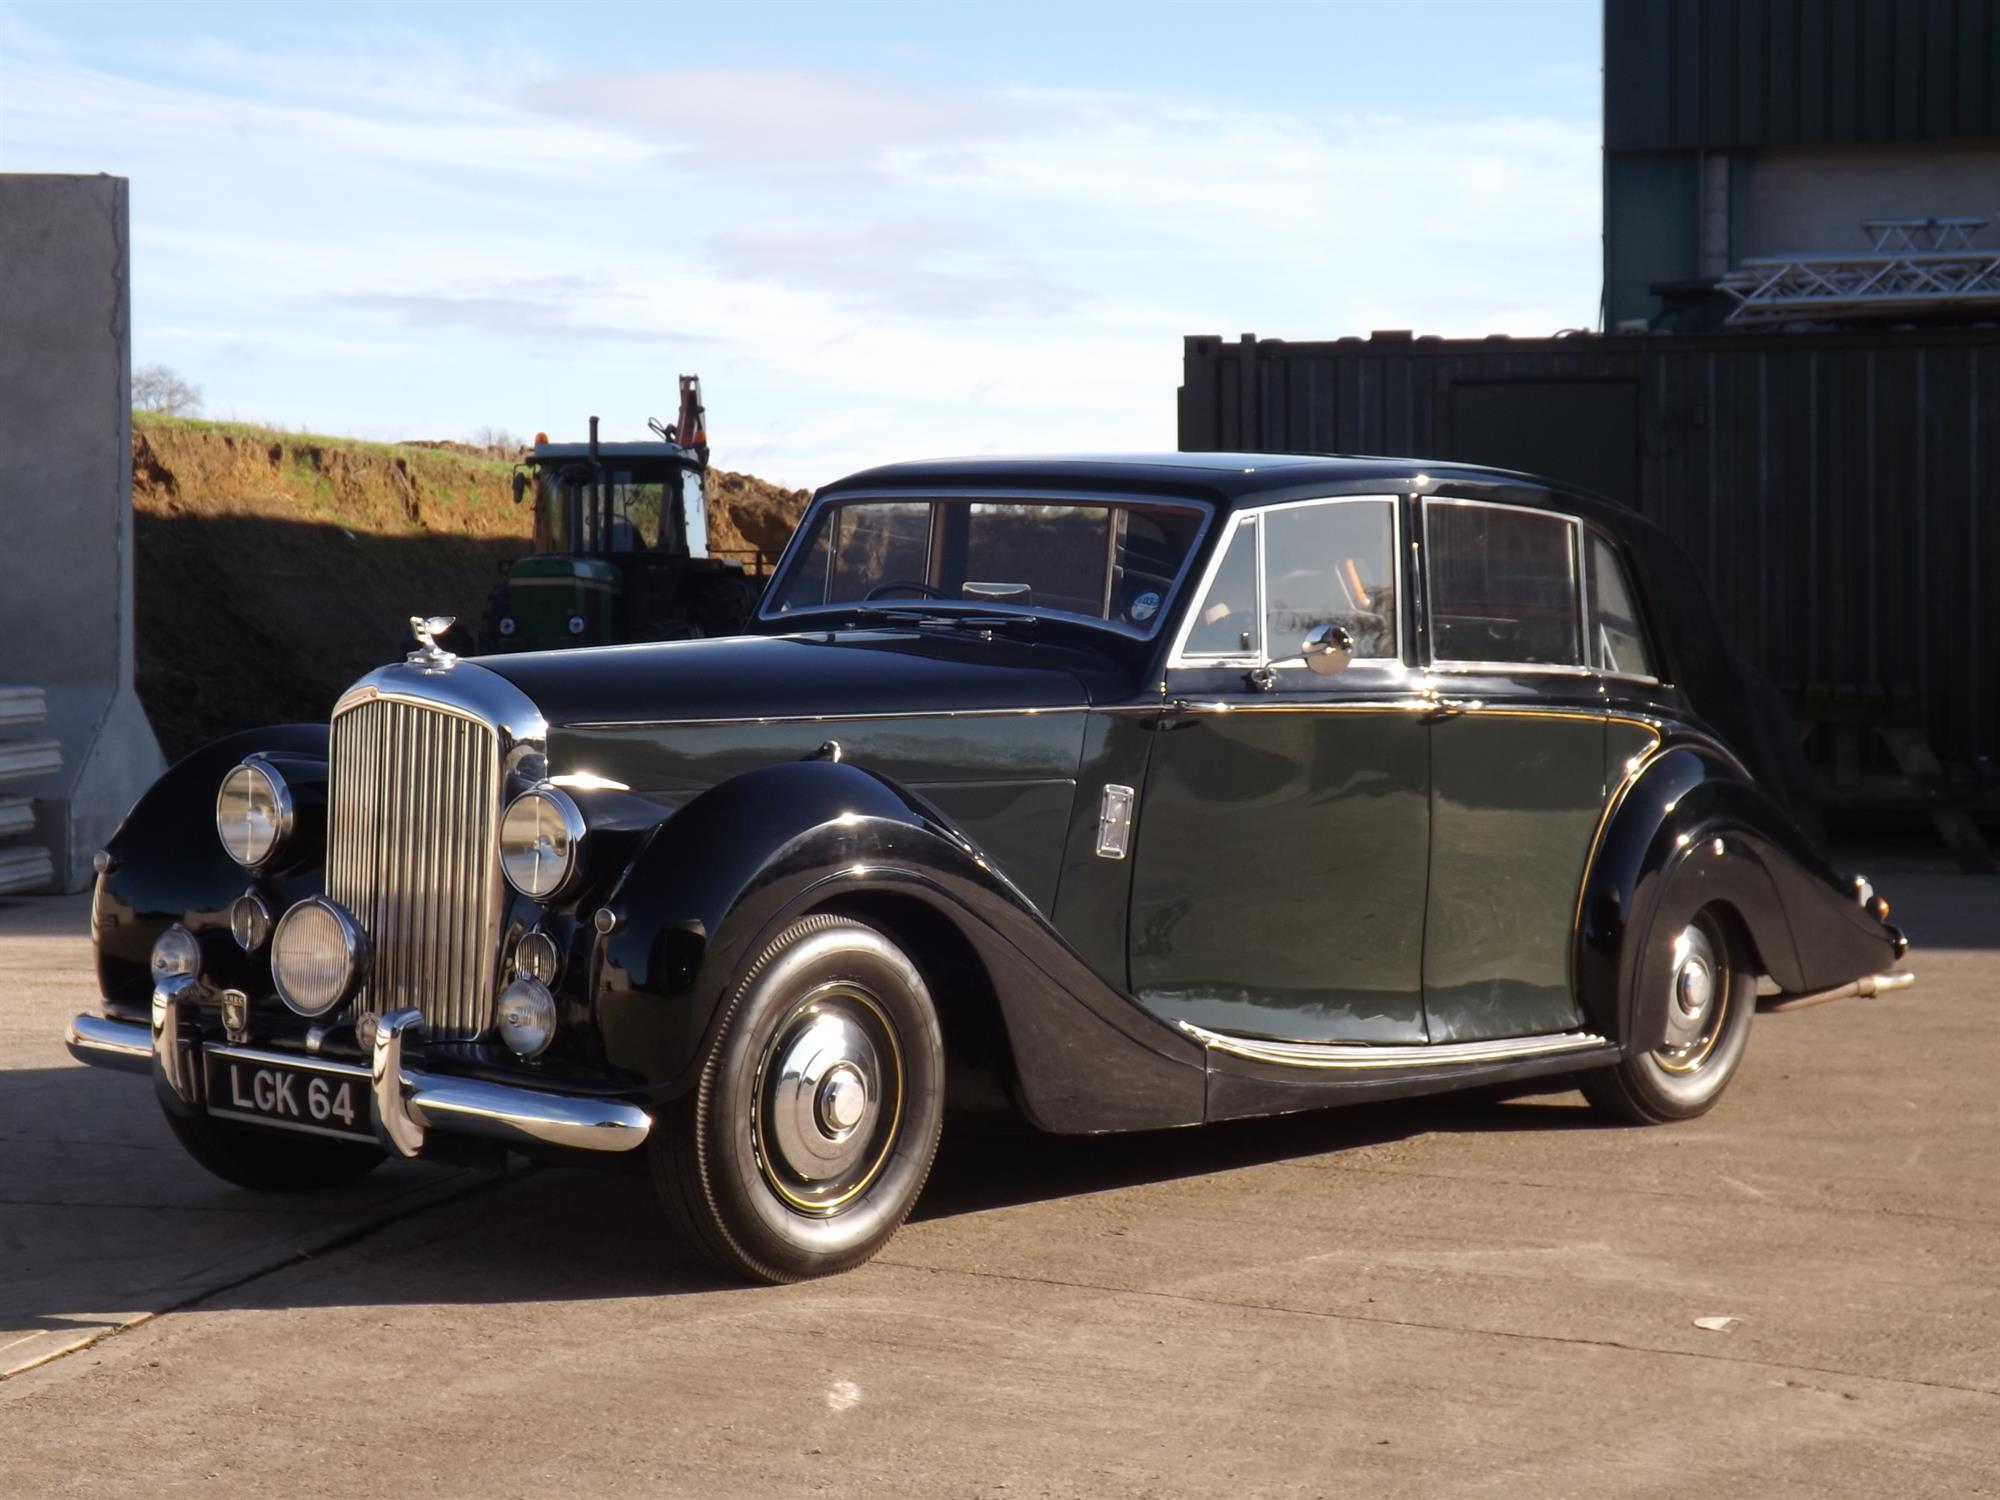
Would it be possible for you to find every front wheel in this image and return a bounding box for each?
[651,915,945,1283]
[1581,906,1754,1124]
[163,1106,385,1191]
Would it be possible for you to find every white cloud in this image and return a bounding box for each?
[0,24,1599,488]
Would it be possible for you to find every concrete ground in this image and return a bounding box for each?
[1,866,1995,1498]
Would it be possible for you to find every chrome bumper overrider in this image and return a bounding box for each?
[64,986,651,1157]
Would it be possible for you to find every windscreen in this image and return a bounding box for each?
[766,497,1205,633]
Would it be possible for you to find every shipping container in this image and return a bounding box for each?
[1179,328,2000,772]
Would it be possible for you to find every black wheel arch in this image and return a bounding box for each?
[1575,740,1901,1055]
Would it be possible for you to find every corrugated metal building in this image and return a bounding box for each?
[1178,329,1998,773]
[1605,0,2000,328]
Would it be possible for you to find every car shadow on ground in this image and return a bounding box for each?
[5,1061,1605,1323]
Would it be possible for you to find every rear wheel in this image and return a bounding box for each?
[1581,906,1754,1124]
[162,1106,385,1191]
[652,915,945,1283]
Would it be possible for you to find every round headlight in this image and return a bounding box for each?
[150,924,201,983]
[496,976,557,1058]
[270,897,365,1017]
[216,760,293,868]
[499,786,584,900]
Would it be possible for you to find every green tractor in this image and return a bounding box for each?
[475,377,764,653]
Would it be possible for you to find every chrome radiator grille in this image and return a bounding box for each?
[326,695,502,1040]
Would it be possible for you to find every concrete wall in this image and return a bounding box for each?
[0,174,163,892]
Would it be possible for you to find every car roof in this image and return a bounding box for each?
[816,452,1645,535]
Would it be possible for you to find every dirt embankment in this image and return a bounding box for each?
[130,416,813,761]
[706,469,813,561]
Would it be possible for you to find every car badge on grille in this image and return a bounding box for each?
[407,615,459,671]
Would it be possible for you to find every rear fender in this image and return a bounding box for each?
[1575,744,1797,1051]
[1576,742,1900,1053]
[593,759,1204,1132]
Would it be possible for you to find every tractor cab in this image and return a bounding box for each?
[479,377,762,652]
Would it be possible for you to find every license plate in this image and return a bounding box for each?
[203,1050,375,1144]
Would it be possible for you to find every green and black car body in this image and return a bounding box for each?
[70,455,1909,1281]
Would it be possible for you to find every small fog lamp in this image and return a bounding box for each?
[150,924,202,983]
[497,976,557,1058]
[515,930,560,984]
[230,892,272,951]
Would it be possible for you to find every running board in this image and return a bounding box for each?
[1178,1021,1610,1071]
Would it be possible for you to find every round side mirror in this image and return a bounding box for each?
[1302,623,1354,677]
[511,470,529,505]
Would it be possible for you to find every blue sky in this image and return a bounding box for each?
[1,0,1601,487]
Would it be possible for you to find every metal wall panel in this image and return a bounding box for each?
[1605,0,2000,151]
[1180,328,2000,767]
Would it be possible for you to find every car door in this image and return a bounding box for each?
[1129,496,1431,1044]
[1417,497,1610,1044]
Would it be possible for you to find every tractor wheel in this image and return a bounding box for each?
[474,582,512,654]
[687,572,756,639]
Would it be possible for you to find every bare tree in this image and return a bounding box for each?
[473,426,524,459]
[133,364,204,417]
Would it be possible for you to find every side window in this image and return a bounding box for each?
[1587,533,1655,678]
[1426,502,1582,667]
[1181,516,1260,657]
[1262,500,1398,661]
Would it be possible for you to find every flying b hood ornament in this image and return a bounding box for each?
[406,615,459,671]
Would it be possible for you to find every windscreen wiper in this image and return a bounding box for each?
[851,606,1039,634]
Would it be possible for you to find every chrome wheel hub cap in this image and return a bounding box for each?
[754,986,903,1214]
[1657,921,1726,1071]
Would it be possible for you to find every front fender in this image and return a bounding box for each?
[1576,742,1901,1052]
[93,725,329,1016]
[593,759,1205,1132]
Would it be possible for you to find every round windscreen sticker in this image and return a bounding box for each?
[1130,590,1161,623]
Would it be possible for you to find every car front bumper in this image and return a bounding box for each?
[65,982,653,1159]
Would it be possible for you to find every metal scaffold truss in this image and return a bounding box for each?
[1720,216,2000,324]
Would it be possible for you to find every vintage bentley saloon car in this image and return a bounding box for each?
[68,455,1908,1282]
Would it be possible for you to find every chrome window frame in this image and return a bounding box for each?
[1579,523,1664,687]
[1166,494,1405,670]
[1420,496,1593,677]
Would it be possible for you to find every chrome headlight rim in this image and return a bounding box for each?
[499,784,586,901]
[270,896,367,1018]
[215,757,295,870]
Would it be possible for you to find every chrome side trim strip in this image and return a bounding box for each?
[563,704,1089,732]
[1180,1021,1609,1070]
